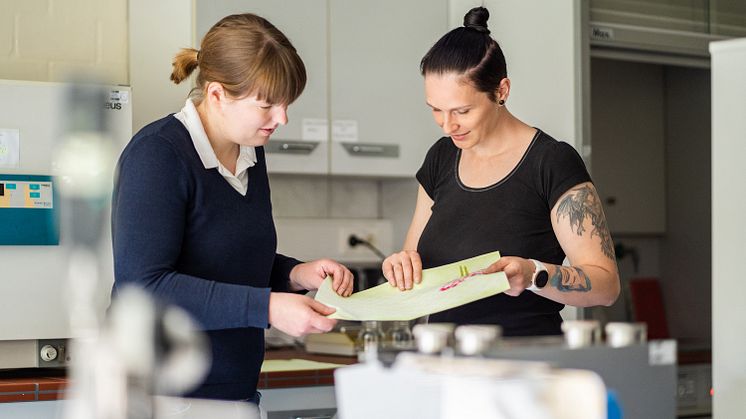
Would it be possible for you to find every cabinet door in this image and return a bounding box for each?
[196,0,329,174]
[329,0,447,177]
[590,58,666,234]
[454,0,586,151]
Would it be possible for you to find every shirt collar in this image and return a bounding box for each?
[174,99,257,170]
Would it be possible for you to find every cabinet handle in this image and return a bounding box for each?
[266,140,319,155]
[341,142,399,158]
[293,416,334,419]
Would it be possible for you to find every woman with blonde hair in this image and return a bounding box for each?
[112,13,351,403]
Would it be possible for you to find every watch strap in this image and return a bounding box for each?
[527,259,548,292]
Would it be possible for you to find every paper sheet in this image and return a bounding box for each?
[315,251,509,321]
[260,359,345,373]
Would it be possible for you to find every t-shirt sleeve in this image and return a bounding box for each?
[542,141,592,210]
[112,135,271,330]
[416,138,446,199]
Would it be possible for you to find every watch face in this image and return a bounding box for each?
[535,270,549,288]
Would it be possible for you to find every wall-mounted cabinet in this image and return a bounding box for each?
[326,0,446,176]
[196,0,330,175]
[590,0,746,37]
[132,0,587,177]
[196,0,446,177]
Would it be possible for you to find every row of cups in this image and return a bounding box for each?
[412,323,501,356]
[562,320,648,349]
[408,320,648,356]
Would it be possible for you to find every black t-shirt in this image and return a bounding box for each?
[416,129,591,336]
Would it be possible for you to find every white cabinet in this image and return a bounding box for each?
[196,0,329,175]
[195,0,446,177]
[135,1,585,177]
[328,0,446,176]
[448,0,588,151]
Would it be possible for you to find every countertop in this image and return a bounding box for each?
[0,347,356,403]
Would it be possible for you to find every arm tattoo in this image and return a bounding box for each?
[549,266,592,292]
[556,185,616,260]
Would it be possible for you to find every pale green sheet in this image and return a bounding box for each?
[315,251,509,321]
[260,359,345,372]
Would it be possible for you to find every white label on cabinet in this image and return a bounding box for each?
[0,128,20,168]
[109,90,129,104]
[332,120,358,143]
[302,118,328,142]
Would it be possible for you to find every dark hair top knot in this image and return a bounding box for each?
[463,6,490,34]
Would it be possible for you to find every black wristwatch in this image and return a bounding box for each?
[528,259,549,292]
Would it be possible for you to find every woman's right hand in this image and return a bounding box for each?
[382,250,423,291]
[268,292,337,337]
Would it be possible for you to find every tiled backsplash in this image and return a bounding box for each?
[270,175,419,256]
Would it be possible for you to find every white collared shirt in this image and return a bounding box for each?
[174,99,257,196]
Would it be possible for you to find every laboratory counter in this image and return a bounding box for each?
[0,347,356,403]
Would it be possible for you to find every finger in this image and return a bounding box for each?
[485,258,509,274]
[342,270,354,296]
[311,315,337,333]
[310,299,337,316]
[403,257,414,290]
[392,263,406,290]
[382,260,397,286]
[411,252,423,284]
[330,266,344,293]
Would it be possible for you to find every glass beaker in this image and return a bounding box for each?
[356,320,385,354]
[386,321,413,349]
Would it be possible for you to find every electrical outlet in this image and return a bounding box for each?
[275,218,393,263]
[338,227,379,256]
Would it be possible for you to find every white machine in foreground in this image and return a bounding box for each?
[335,352,606,419]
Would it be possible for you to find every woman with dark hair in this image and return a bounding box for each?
[382,7,620,337]
[112,13,352,403]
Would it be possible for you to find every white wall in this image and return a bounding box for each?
[710,37,746,419]
[0,0,127,84]
[128,0,193,133]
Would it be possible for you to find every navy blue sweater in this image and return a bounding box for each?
[111,115,300,401]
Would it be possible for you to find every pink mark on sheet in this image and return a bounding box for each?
[439,270,487,292]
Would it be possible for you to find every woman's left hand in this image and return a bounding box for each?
[483,256,534,297]
[290,259,354,297]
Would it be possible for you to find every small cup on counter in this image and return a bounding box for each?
[412,323,455,354]
[605,322,647,348]
[561,320,601,349]
[455,324,502,356]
